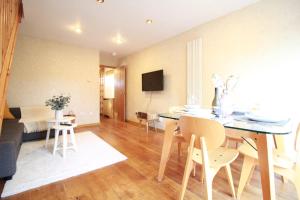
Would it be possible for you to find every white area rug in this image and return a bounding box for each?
[1,131,127,198]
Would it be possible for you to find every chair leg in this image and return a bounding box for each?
[200,137,213,200]
[281,176,288,183]
[224,164,236,198]
[237,156,256,199]
[192,162,196,177]
[200,166,204,183]
[246,165,255,185]
[154,120,157,133]
[146,121,149,133]
[177,142,181,158]
[45,127,50,147]
[62,129,67,158]
[294,177,300,199]
[292,165,300,200]
[204,175,213,200]
[179,149,194,200]
[70,128,77,151]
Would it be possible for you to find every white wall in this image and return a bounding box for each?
[8,35,100,125]
[99,51,119,67]
[120,0,300,122]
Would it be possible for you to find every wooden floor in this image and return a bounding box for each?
[0,118,298,200]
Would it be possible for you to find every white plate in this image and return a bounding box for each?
[245,113,288,123]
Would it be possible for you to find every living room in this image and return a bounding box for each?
[1,0,300,199]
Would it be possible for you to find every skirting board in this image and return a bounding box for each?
[76,123,100,129]
[126,120,164,133]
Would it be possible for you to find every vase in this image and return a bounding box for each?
[220,93,234,117]
[212,87,221,116]
[55,110,64,120]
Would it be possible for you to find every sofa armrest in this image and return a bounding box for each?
[0,141,17,178]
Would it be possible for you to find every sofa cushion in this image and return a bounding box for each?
[0,119,24,152]
[0,119,24,178]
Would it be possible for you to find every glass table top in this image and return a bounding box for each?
[159,112,293,135]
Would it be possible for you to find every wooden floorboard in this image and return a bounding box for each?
[0,118,298,200]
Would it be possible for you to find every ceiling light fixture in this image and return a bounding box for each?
[74,27,82,34]
[67,23,82,34]
[146,19,153,24]
[112,34,126,45]
[97,0,104,3]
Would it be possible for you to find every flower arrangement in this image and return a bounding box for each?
[45,95,71,111]
[212,74,238,95]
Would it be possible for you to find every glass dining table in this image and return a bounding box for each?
[157,111,293,200]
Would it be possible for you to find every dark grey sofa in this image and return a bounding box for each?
[10,107,56,142]
[0,119,24,180]
[0,107,55,179]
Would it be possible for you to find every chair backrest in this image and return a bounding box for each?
[273,121,300,154]
[179,116,225,150]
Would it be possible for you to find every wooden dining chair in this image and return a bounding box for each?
[168,106,185,158]
[225,129,244,148]
[237,123,300,199]
[179,116,239,200]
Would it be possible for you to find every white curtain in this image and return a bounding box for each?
[187,38,202,105]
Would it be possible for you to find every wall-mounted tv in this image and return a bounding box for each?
[142,70,164,91]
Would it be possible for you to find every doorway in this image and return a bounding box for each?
[99,65,126,122]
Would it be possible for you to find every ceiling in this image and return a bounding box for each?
[21,0,258,57]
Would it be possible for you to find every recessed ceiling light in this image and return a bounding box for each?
[97,0,104,3]
[74,27,82,34]
[112,34,126,45]
[112,52,117,56]
[67,24,82,34]
[146,19,153,24]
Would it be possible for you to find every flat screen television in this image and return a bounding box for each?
[142,70,164,91]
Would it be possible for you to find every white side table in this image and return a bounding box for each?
[45,117,77,158]
[51,123,77,158]
[45,116,75,147]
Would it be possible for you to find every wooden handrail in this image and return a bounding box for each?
[0,0,23,131]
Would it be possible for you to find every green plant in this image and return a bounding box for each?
[45,95,71,110]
